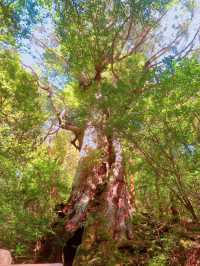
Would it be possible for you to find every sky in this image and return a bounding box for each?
[20,15,68,88]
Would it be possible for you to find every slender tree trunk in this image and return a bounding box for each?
[63,121,134,265]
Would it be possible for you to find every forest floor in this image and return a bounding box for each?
[126,213,200,266]
[14,213,200,266]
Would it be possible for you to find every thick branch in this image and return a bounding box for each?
[22,64,83,148]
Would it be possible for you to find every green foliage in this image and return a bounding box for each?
[0,50,45,255]
[148,254,167,266]
[0,50,78,258]
[41,0,172,82]
[125,58,200,219]
[0,0,41,43]
[0,50,45,161]
[0,147,62,256]
[0,134,78,258]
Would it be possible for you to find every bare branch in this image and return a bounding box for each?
[117,25,152,61]
[175,25,200,59]
[42,121,60,143]
[31,35,68,67]
[23,63,82,141]
[116,11,168,62]
[145,32,183,68]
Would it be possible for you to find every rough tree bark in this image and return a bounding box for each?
[35,77,135,265]
[62,118,134,265]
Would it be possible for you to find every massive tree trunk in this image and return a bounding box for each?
[62,121,134,265]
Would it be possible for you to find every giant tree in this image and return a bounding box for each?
[29,1,200,265]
